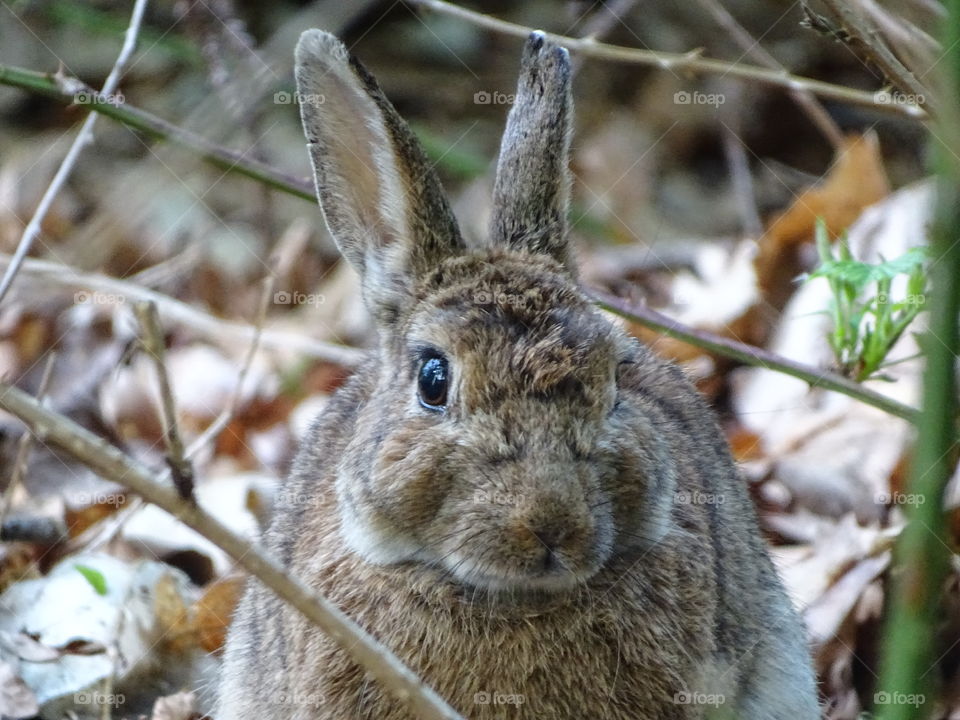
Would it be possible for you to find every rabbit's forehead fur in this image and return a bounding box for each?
[405,251,626,410]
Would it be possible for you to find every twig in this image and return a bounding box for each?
[875,1,960,716]
[186,276,274,460]
[720,118,763,238]
[0,65,315,202]
[0,254,363,368]
[0,382,464,720]
[0,0,150,306]
[568,0,640,75]
[591,290,921,425]
[0,354,57,528]
[817,0,933,108]
[134,301,195,501]
[694,0,845,150]
[405,0,928,120]
[857,0,939,72]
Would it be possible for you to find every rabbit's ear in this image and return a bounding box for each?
[294,30,464,323]
[490,32,574,274]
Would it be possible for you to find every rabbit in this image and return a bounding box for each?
[216,28,820,720]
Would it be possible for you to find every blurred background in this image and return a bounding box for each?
[0,1,946,718]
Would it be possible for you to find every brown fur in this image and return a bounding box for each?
[217,30,820,719]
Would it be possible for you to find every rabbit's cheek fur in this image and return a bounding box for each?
[605,407,679,551]
[335,404,459,566]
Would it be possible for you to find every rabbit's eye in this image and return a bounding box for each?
[418,355,449,410]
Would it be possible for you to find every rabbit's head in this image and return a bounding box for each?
[295,31,676,595]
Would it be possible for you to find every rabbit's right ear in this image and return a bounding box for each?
[490,32,574,274]
[294,30,465,324]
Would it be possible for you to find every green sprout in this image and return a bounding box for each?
[807,219,928,382]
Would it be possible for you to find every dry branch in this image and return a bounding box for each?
[0,382,465,720]
[0,254,363,368]
[407,0,928,120]
[0,0,150,305]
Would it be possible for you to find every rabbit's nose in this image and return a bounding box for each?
[530,528,569,571]
[530,526,568,552]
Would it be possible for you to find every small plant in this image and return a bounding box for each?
[807,219,928,381]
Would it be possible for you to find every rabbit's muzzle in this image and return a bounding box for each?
[434,434,616,594]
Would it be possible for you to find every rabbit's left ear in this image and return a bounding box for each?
[295,30,465,324]
[489,32,574,274]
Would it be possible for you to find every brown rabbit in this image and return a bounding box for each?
[217,29,820,719]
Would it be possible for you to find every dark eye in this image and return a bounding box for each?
[418,355,449,410]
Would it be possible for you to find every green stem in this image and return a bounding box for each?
[876,0,960,715]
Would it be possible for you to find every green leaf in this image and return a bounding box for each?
[75,564,108,596]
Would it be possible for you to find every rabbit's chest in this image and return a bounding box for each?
[290,549,717,719]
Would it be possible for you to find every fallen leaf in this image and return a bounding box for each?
[191,577,245,653]
[151,690,198,720]
[0,661,38,720]
[751,131,891,331]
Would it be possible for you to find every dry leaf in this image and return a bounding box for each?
[151,690,198,720]
[752,131,891,324]
[191,577,245,653]
[0,661,38,720]
[804,552,890,647]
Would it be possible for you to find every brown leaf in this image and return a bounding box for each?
[150,690,199,720]
[726,426,765,462]
[740,131,891,347]
[0,631,60,662]
[154,573,191,654]
[64,495,128,539]
[190,576,245,653]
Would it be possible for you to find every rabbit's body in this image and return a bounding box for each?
[218,30,819,719]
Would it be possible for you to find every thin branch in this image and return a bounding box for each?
[694,0,845,151]
[720,121,763,238]
[857,0,939,70]
[0,382,465,720]
[591,290,921,425]
[817,0,933,108]
[0,0,150,305]
[134,301,195,501]
[0,254,363,368]
[0,65,315,202]
[0,354,56,528]
[568,0,640,75]
[406,0,928,120]
[186,276,274,460]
